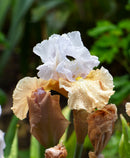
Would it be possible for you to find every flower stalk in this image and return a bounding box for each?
[73,143,83,158]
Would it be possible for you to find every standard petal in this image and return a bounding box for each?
[33,31,100,81]
[57,59,79,81]
[37,62,58,80]
[33,40,56,63]
[67,31,83,47]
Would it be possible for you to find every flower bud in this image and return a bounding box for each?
[45,144,67,158]
[27,88,69,148]
[89,152,104,158]
[87,104,117,157]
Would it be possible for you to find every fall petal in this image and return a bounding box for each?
[60,67,114,113]
[28,90,69,148]
[12,77,66,120]
[87,67,114,89]
[12,77,48,120]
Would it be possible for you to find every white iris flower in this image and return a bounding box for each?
[33,31,100,81]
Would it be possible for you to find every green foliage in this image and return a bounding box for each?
[31,0,65,22]
[31,0,71,36]
[60,106,71,143]
[88,21,116,37]
[103,131,121,158]
[4,115,19,158]
[126,0,130,10]
[119,115,130,158]
[0,88,7,105]
[18,150,30,158]
[8,127,18,158]
[88,19,130,70]
[65,132,77,158]
[0,32,7,45]
[0,0,12,30]
[30,136,40,158]
[83,135,93,149]
[0,0,35,75]
[110,75,130,105]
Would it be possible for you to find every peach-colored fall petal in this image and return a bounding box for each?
[60,67,114,113]
[12,77,48,120]
[12,77,67,120]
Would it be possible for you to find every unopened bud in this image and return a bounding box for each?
[89,152,104,158]
[45,144,67,158]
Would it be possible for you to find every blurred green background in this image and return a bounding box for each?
[0,0,130,158]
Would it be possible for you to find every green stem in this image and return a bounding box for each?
[73,143,83,158]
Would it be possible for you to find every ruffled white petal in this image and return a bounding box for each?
[33,31,100,81]
[60,67,114,113]
[37,62,58,80]
[67,31,83,47]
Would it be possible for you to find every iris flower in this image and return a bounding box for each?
[12,31,116,152]
[33,31,99,81]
